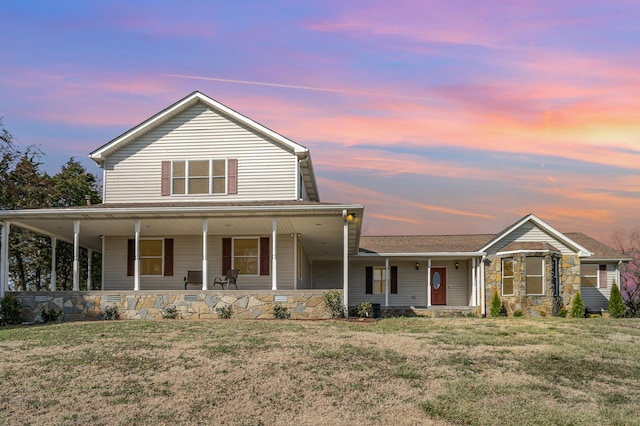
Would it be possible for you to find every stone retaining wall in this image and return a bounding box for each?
[9,290,339,322]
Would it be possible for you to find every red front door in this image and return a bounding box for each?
[431,267,446,305]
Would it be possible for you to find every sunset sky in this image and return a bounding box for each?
[2,1,639,243]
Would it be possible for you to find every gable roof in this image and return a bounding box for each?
[358,215,628,261]
[88,91,319,201]
[480,213,593,257]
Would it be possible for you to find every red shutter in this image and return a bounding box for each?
[599,264,607,288]
[164,238,174,276]
[228,158,238,194]
[365,266,373,294]
[161,161,171,196]
[260,237,270,276]
[127,239,134,276]
[390,266,398,294]
[222,238,232,273]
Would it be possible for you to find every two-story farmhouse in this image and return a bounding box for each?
[0,91,629,317]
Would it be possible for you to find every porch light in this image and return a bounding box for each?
[415,262,420,270]
[455,261,459,269]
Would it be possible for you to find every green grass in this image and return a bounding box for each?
[0,317,639,425]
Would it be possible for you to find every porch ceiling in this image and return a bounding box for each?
[2,203,363,258]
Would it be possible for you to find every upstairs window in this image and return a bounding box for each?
[171,159,228,195]
[525,257,544,295]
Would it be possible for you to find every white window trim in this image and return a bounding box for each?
[171,159,228,196]
[580,263,600,288]
[232,237,260,276]
[525,256,545,295]
[502,258,514,296]
[140,238,164,277]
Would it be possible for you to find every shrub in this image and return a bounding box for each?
[0,294,22,325]
[216,304,233,319]
[322,290,344,318]
[41,308,62,323]
[104,305,119,320]
[272,304,291,319]
[609,283,625,318]
[538,310,547,317]
[162,305,178,319]
[571,291,585,318]
[490,291,503,317]
[557,307,568,318]
[355,302,373,318]
[513,309,523,317]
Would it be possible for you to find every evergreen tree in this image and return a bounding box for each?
[608,283,625,318]
[490,291,503,317]
[571,291,585,318]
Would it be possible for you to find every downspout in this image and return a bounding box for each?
[342,209,349,317]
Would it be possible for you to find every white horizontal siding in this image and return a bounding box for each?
[104,104,297,203]
[581,263,617,311]
[487,221,574,255]
[311,260,343,289]
[346,260,469,307]
[102,234,295,291]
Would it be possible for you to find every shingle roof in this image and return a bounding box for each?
[359,234,494,254]
[359,232,628,260]
[564,232,629,260]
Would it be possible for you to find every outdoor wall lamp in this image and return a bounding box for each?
[415,262,420,270]
[455,261,460,270]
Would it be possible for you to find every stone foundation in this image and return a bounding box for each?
[9,290,338,322]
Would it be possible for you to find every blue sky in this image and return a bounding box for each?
[2,0,640,242]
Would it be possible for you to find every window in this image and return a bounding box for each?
[502,258,514,295]
[172,159,227,195]
[525,257,544,294]
[580,264,598,287]
[233,238,259,275]
[373,266,386,294]
[140,239,163,276]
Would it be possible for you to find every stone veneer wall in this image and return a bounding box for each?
[10,290,338,322]
[485,253,581,317]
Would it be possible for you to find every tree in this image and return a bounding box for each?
[0,120,102,291]
[571,291,585,318]
[52,158,101,207]
[609,283,625,318]
[612,229,640,317]
[490,291,503,317]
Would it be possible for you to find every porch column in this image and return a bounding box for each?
[100,236,105,291]
[202,219,208,290]
[50,237,57,291]
[343,211,349,316]
[480,256,486,316]
[471,257,476,306]
[0,222,8,298]
[271,218,277,290]
[134,220,140,291]
[427,258,432,307]
[87,249,93,291]
[384,258,389,307]
[293,232,298,290]
[73,220,80,291]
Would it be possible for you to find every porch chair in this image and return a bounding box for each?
[184,270,203,290]
[213,269,239,290]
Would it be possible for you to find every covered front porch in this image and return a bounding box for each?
[0,202,363,306]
